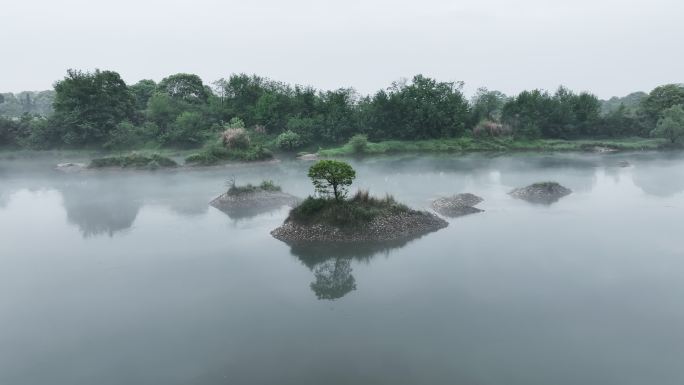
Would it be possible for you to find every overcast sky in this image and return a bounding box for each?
[2,0,682,98]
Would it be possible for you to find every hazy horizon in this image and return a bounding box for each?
[2,0,683,98]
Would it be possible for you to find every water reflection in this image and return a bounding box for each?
[210,202,291,221]
[310,258,356,300]
[287,238,418,300]
[60,182,140,237]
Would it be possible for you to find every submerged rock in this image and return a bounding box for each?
[271,210,447,243]
[431,193,484,217]
[55,162,86,172]
[509,182,571,204]
[210,188,299,219]
[296,153,319,161]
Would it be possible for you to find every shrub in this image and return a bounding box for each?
[287,190,408,228]
[254,124,267,134]
[259,180,281,191]
[472,120,512,137]
[276,130,303,150]
[221,127,251,149]
[185,142,273,166]
[226,179,282,195]
[88,153,177,169]
[227,117,245,129]
[347,134,368,153]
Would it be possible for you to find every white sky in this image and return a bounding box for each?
[1,0,682,98]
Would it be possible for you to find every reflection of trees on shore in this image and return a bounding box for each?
[632,158,684,197]
[60,181,141,237]
[285,237,421,300]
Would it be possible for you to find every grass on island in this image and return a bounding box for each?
[88,153,177,169]
[287,190,410,228]
[184,142,273,166]
[227,180,282,196]
[318,136,666,157]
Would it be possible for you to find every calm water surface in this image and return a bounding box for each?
[1,152,684,385]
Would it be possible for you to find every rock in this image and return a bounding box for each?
[297,153,319,161]
[55,162,86,172]
[616,160,631,168]
[431,193,484,217]
[271,210,447,243]
[210,189,299,219]
[509,182,571,204]
[592,146,617,153]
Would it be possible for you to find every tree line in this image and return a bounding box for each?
[1,69,683,149]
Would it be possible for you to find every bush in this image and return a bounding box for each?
[221,127,251,149]
[88,153,177,169]
[185,142,273,166]
[259,180,281,191]
[226,179,282,195]
[347,134,368,153]
[287,190,408,228]
[472,120,512,137]
[276,130,303,150]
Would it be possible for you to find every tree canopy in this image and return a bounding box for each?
[1,69,681,150]
[308,160,356,201]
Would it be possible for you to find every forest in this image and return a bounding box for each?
[1,70,683,153]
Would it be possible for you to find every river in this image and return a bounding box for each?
[1,152,684,385]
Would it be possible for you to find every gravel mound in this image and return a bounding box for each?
[509,182,571,204]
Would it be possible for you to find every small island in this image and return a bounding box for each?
[210,180,298,219]
[431,193,484,217]
[271,160,447,243]
[88,153,177,170]
[509,182,572,204]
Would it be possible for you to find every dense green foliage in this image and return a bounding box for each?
[275,130,304,150]
[88,153,177,169]
[652,105,684,144]
[184,142,272,166]
[308,160,356,201]
[288,190,408,228]
[0,91,54,117]
[347,134,369,153]
[1,69,682,151]
[318,137,664,156]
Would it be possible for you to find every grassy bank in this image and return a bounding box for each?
[287,191,410,228]
[318,137,666,157]
[88,153,178,169]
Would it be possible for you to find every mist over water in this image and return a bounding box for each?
[2,152,684,385]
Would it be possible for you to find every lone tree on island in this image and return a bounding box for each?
[307,160,356,201]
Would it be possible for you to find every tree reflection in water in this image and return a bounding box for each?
[310,258,356,300]
[286,238,422,301]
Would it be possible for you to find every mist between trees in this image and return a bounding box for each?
[1,70,683,150]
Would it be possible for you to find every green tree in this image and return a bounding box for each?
[276,130,303,150]
[470,87,508,125]
[162,111,207,146]
[129,79,157,111]
[308,160,356,201]
[651,105,684,144]
[158,73,210,104]
[52,69,135,145]
[104,121,139,152]
[641,84,684,128]
[146,93,177,130]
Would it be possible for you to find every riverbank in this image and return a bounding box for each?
[318,137,666,157]
[0,137,672,167]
